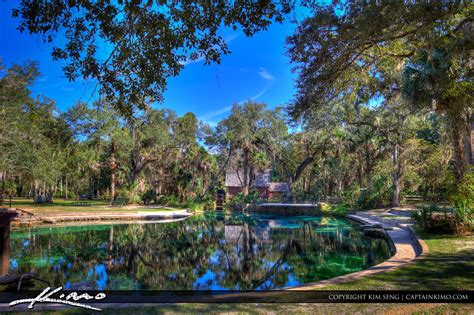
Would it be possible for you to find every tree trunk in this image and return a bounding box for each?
[468,112,474,165]
[88,176,94,200]
[365,148,372,191]
[391,143,400,207]
[128,120,144,188]
[287,180,295,203]
[242,149,250,196]
[451,114,470,182]
[336,179,342,198]
[110,139,117,203]
[65,177,68,200]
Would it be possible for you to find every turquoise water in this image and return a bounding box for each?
[9,212,392,290]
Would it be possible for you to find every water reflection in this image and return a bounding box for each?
[8,212,392,290]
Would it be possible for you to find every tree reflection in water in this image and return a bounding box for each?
[8,213,392,290]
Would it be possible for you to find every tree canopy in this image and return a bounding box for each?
[13,0,293,116]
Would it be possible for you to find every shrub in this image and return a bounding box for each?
[446,169,474,233]
[452,196,473,233]
[202,199,216,211]
[319,203,332,215]
[268,195,285,203]
[228,191,261,210]
[357,176,392,209]
[157,195,179,206]
[244,191,261,203]
[412,203,472,235]
[141,189,157,205]
[333,204,348,216]
[154,194,215,211]
[341,184,360,209]
[411,204,436,229]
[65,191,77,199]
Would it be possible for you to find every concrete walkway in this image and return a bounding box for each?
[10,208,192,226]
[289,210,428,290]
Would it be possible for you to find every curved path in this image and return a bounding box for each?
[288,211,428,290]
[9,207,193,226]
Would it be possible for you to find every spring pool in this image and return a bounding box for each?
[9,212,392,290]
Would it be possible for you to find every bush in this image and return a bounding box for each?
[319,202,332,214]
[65,191,77,199]
[411,204,437,230]
[357,175,392,209]
[228,191,261,210]
[452,196,473,233]
[115,185,141,205]
[155,195,215,211]
[243,191,261,204]
[157,195,179,206]
[318,203,348,216]
[268,195,285,203]
[202,199,216,211]
[412,203,472,235]
[141,189,157,205]
[333,204,348,216]
[341,184,360,209]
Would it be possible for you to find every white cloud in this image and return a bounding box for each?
[224,33,239,44]
[258,67,275,81]
[199,87,268,125]
[38,75,48,82]
[179,55,205,66]
[199,105,233,121]
[250,88,268,100]
[180,34,239,67]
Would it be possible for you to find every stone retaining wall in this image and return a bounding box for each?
[253,203,322,215]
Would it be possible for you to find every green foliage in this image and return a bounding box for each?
[319,203,332,215]
[14,2,292,116]
[448,169,474,232]
[228,191,262,210]
[65,191,77,200]
[454,169,474,201]
[412,202,472,235]
[3,2,472,220]
[156,194,214,212]
[157,195,179,206]
[411,204,436,230]
[341,184,360,210]
[332,204,348,216]
[452,196,473,232]
[116,184,140,205]
[357,175,392,209]
[318,203,347,217]
[0,180,16,196]
[141,189,157,205]
[183,195,216,212]
[266,194,285,203]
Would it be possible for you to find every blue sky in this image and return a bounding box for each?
[0,2,308,126]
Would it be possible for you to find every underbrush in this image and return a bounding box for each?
[155,195,215,212]
[412,203,472,235]
[319,203,349,216]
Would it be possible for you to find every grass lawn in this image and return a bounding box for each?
[12,303,474,314]
[5,197,185,216]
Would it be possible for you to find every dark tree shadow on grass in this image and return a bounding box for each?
[375,249,474,290]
